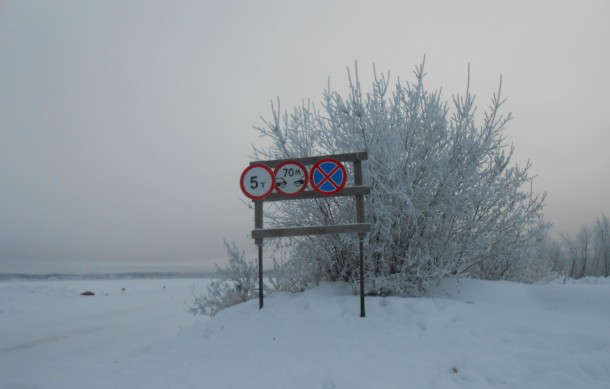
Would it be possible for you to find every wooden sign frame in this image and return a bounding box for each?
[249,151,371,317]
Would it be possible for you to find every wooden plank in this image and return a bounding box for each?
[255,185,370,203]
[251,151,368,168]
[251,223,371,239]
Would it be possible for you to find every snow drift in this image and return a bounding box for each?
[1,277,609,388]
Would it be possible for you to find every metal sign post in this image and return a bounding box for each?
[240,151,370,317]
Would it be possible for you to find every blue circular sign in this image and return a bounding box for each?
[310,158,347,195]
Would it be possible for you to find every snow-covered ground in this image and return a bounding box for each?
[1,277,609,388]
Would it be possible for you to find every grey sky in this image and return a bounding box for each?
[1,0,609,273]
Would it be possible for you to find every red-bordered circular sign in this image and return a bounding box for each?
[310,158,347,195]
[240,164,274,200]
[274,160,308,197]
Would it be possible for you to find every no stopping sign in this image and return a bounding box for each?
[310,158,347,195]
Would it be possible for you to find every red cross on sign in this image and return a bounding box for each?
[310,158,347,195]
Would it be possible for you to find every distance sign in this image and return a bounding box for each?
[274,161,308,197]
[310,158,347,195]
[240,164,274,200]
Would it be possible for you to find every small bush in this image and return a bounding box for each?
[269,254,320,293]
[190,241,259,316]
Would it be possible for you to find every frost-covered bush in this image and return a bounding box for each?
[254,61,548,295]
[269,251,322,293]
[190,241,259,316]
[501,231,558,284]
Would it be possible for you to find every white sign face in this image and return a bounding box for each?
[240,164,274,200]
[274,161,308,196]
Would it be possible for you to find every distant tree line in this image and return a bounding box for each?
[545,213,610,279]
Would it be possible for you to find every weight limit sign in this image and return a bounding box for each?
[240,164,274,200]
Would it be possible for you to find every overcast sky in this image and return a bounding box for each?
[1,0,609,274]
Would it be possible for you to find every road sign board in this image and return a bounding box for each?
[240,164,274,200]
[274,161,308,197]
[310,158,347,195]
[245,152,369,316]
